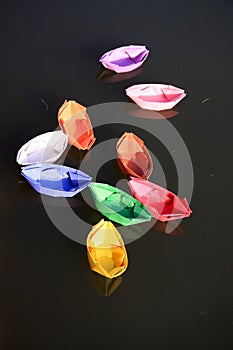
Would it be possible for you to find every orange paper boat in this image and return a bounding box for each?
[58,100,96,150]
[116,132,153,179]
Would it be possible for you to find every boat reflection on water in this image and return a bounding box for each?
[153,219,184,236]
[14,164,101,220]
[66,146,91,163]
[117,218,183,245]
[96,66,143,83]
[87,270,123,296]
[123,103,179,120]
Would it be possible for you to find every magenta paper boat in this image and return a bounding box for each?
[128,178,192,222]
[126,84,186,111]
[99,45,149,73]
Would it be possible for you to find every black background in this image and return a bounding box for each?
[1,0,233,349]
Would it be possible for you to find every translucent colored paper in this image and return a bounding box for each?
[126,84,186,111]
[99,45,149,73]
[88,182,152,226]
[16,130,68,165]
[128,178,192,222]
[21,163,92,197]
[87,219,128,278]
[58,100,96,150]
[117,132,153,179]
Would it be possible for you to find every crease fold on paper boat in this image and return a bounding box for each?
[126,84,186,111]
[99,45,149,73]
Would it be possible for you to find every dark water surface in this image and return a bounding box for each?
[0,1,233,349]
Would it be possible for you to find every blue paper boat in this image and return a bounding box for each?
[21,163,92,197]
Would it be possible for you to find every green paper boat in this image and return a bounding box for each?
[88,182,152,226]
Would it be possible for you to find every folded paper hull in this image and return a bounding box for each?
[116,132,153,179]
[58,100,96,150]
[128,178,192,222]
[88,182,152,226]
[99,45,149,73]
[126,84,186,111]
[21,163,92,197]
[16,130,68,165]
[87,219,128,279]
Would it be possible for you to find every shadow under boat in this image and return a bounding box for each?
[123,103,179,120]
[87,270,123,296]
[96,66,143,83]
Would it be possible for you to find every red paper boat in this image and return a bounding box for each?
[116,132,153,179]
[128,177,192,222]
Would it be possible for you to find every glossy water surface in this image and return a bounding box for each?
[0,1,233,349]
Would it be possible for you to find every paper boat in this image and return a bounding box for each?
[116,132,153,179]
[128,178,192,222]
[21,163,92,197]
[99,45,149,73]
[16,130,68,165]
[58,100,96,150]
[126,84,186,111]
[86,219,128,279]
[88,182,152,226]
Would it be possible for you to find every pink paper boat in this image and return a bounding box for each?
[126,84,186,111]
[128,177,192,222]
[99,45,149,73]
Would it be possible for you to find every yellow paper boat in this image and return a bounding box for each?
[86,219,128,279]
